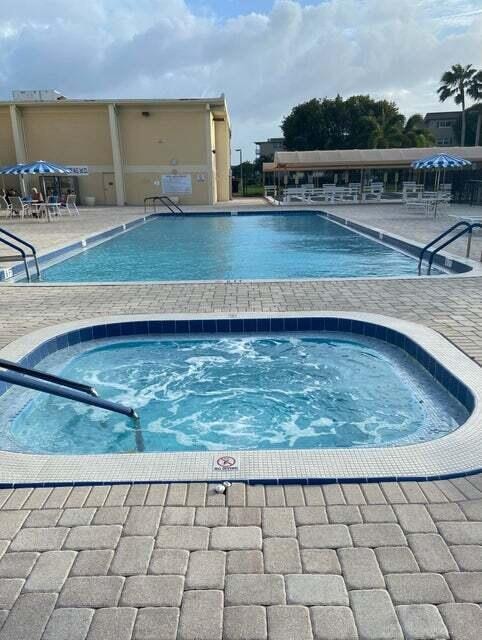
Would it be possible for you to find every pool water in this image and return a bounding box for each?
[0,334,466,454]
[38,213,427,281]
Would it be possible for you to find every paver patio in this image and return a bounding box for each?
[0,203,481,638]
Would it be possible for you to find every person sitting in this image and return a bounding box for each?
[30,187,44,218]
[31,187,43,202]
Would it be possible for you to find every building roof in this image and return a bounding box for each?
[264,146,482,172]
[255,137,284,142]
[0,96,228,111]
[424,111,460,120]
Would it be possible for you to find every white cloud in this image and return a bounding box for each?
[0,0,481,159]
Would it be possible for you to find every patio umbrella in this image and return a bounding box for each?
[0,163,27,194]
[411,152,472,190]
[411,152,472,217]
[1,160,73,199]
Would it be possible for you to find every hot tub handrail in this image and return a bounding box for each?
[0,368,138,420]
[418,221,471,275]
[0,357,98,397]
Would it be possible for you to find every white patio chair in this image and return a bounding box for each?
[9,196,30,220]
[0,196,12,218]
[65,194,80,216]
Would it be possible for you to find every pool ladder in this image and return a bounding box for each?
[144,196,184,215]
[0,228,40,282]
[0,358,144,450]
[418,221,482,275]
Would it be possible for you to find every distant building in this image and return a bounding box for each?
[255,137,285,160]
[424,111,460,146]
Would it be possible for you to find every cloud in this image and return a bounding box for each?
[0,0,481,158]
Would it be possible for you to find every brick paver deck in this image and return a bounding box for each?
[0,481,479,639]
[0,204,481,638]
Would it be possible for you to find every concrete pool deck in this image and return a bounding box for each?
[0,202,481,637]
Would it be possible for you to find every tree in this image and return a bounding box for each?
[281,95,432,151]
[281,98,328,150]
[362,103,405,149]
[468,70,482,146]
[402,114,436,147]
[437,63,477,146]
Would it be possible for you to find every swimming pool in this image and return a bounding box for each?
[0,331,467,455]
[34,212,434,282]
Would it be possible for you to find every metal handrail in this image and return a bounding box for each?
[0,358,97,397]
[0,227,40,281]
[0,236,31,281]
[418,221,471,275]
[0,369,138,419]
[426,223,482,275]
[143,196,183,215]
[159,196,183,214]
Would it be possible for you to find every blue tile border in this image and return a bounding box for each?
[1,315,473,412]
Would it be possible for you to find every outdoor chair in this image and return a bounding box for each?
[0,196,12,219]
[9,196,30,220]
[46,195,62,218]
[65,194,80,216]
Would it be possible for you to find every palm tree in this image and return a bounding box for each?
[437,64,477,146]
[363,104,405,149]
[402,114,436,147]
[468,70,482,146]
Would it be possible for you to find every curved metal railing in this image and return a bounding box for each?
[426,223,482,275]
[0,359,138,420]
[418,221,472,275]
[0,227,40,282]
[144,196,183,215]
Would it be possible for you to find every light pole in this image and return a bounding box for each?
[235,148,243,196]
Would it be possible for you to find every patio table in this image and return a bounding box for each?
[27,202,57,222]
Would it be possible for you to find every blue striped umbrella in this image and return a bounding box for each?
[0,163,26,175]
[4,160,73,175]
[411,153,472,218]
[0,161,72,200]
[411,153,472,170]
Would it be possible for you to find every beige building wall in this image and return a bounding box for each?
[119,105,212,205]
[0,97,231,206]
[0,108,17,191]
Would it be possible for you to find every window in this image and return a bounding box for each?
[436,137,451,145]
[437,120,455,128]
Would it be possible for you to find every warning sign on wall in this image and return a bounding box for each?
[161,174,192,194]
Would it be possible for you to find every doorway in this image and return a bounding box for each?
[102,173,116,205]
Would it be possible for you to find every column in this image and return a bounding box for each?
[108,103,126,206]
[9,105,28,195]
[205,105,215,205]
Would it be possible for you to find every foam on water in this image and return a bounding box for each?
[0,334,467,454]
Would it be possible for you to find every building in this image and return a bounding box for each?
[424,111,460,146]
[0,96,231,205]
[263,146,482,200]
[255,137,285,160]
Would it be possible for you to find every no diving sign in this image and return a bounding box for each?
[213,455,239,472]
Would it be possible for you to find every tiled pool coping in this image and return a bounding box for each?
[1,209,480,284]
[0,311,481,487]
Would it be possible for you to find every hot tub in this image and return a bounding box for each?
[0,313,480,485]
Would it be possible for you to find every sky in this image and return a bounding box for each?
[0,0,481,160]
